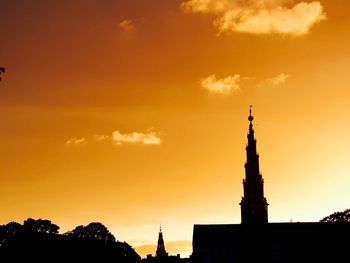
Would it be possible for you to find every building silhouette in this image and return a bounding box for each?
[240,107,268,224]
[191,107,350,263]
[156,226,168,258]
[142,227,190,263]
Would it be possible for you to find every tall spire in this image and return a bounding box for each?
[240,106,269,224]
[156,225,168,257]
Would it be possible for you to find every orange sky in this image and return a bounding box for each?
[1,0,350,258]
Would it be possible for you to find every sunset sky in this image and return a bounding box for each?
[1,0,350,258]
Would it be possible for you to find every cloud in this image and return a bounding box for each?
[119,19,136,31]
[200,73,289,93]
[181,0,232,13]
[93,134,110,141]
[112,130,161,145]
[65,138,87,147]
[258,73,290,87]
[67,129,161,147]
[181,0,326,36]
[201,74,242,94]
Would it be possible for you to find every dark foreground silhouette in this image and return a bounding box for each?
[192,222,350,263]
[0,229,140,262]
[191,109,350,263]
[0,219,190,262]
[0,219,140,262]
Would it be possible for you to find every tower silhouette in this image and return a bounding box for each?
[240,106,269,224]
[156,226,168,258]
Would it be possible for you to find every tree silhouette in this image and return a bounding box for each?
[23,218,59,234]
[0,222,22,246]
[320,208,350,222]
[66,222,116,242]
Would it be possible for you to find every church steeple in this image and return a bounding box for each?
[240,106,268,224]
[156,226,168,258]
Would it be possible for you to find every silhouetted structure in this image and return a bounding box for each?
[192,223,350,262]
[191,107,350,263]
[240,107,268,224]
[0,228,141,262]
[142,227,190,263]
[156,226,168,257]
[320,208,350,222]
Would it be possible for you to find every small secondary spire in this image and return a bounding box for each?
[156,225,168,257]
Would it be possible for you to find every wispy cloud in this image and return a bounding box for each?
[181,0,326,36]
[201,74,242,94]
[112,130,161,145]
[258,73,290,87]
[181,0,232,13]
[119,19,136,32]
[65,138,87,147]
[93,134,110,142]
[66,130,161,147]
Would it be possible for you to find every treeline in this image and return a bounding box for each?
[0,218,140,262]
[0,218,115,245]
[320,208,350,223]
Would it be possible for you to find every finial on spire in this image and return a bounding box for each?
[248,105,254,122]
[160,225,162,233]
